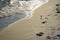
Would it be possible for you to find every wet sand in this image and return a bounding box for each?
[0,0,60,40]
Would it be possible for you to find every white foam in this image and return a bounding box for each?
[6,0,49,27]
[3,0,49,20]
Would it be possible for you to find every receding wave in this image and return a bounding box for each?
[0,0,49,29]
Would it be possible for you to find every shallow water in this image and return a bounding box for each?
[0,13,26,30]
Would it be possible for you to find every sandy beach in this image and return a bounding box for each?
[0,0,60,40]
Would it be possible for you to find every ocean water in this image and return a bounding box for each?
[0,0,49,30]
[0,13,26,30]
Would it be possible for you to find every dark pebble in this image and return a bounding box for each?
[41,21,47,24]
[56,4,60,6]
[56,8,60,13]
[36,32,44,37]
[46,36,51,39]
[56,11,60,13]
[56,34,60,38]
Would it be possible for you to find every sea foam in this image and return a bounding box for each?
[0,0,49,29]
[10,0,49,19]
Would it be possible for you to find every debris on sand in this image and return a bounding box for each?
[56,4,60,6]
[41,21,47,24]
[56,34,60,38]
[56,7,60,13]
[36,32,44,37]
[46,35,51,39]
[40,16,42,19]
[56,11,60,13]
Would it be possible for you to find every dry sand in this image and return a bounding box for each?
[0,0,60,40]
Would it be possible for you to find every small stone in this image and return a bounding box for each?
[36,32,44,37]
[56,11,60,13]
[41,21,47,24]
[56,34,60,38]
[56,8,60,13]
[46,36,51,39]
[56,4,60,6]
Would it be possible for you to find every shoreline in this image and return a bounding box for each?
[0,0,60,40]
[6,0,49,27]
[0,13,26,30]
